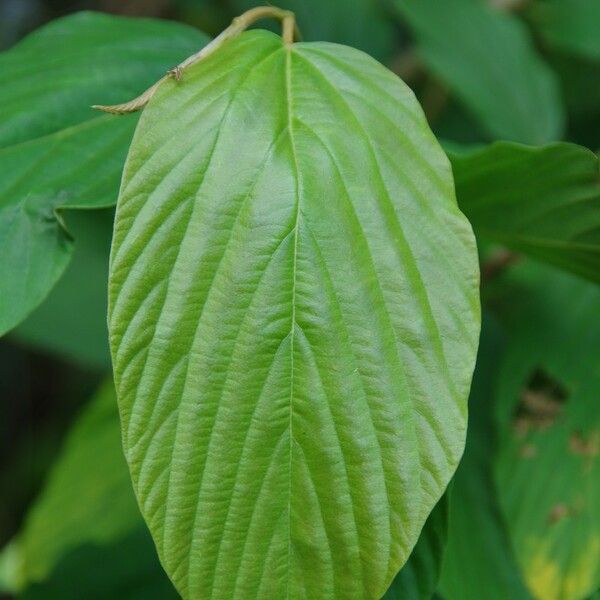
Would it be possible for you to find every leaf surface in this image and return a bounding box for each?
[450,142,600,283]
[109,31,480,600]
[0,12,209,336]
[392,0,564,143]
[493,261,600,600]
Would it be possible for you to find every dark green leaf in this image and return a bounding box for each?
[439,318,532,600]
[109,30,480,599]
[0,12,209,336]
[529,0,600,60]
[392,0,564,143]
[450,141,600,283]
[19,528,177,600]
[5,382,171,596]
[11,210,113,369]
[232,0,396,61]
[493,261,600,600]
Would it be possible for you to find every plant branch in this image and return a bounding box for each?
[92,6,299,115]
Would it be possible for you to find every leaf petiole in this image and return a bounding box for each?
[92,6,299,115]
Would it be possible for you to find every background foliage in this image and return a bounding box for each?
[0,0,598,599]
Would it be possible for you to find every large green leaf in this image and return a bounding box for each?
[392,0,564,143]
[0,12,209,337]
[232,0,395,61]
[440,318,532,600]
[492,261,600,600]
[6,382,172,596]
[109,30,480,600]
[383,492,449,600]
[529,0,600,60]
[449,142,600,283]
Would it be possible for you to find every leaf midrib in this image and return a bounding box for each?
[285,43,301,600]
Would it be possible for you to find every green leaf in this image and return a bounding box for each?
[8,381,172,596]
[493,261,600,600]
[0,12,209,337]
[440,317,532,600]
[392,0,564,143]
[232,0,395,61]
[530,0,600,60]
[383,492,449,600]
[449,142,600,283]
[11,210,113,369]
[109,30,480,600]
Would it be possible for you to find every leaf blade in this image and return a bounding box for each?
[530,0,600,60]
[450,141,600,283]
[110,31,480,599]
[392,0,564,143]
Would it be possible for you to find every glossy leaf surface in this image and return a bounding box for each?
[450,142,600,283]
[110,31,480,600]
[493,262,600,600]
[393,0,564,143]
[0,12,209,336]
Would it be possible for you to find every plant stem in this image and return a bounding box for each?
[92,6,298,114]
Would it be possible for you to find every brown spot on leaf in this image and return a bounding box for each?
[569,430,599,469]
[547,503,571,525]
[519,443,537,458]
[513,369,567,436]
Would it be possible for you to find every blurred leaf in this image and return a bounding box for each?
[450,142,600,283]
[0,11,209,337]
[493,261,600,600]
[232,0,396,60]
[20,528,177,600]
[392,0,564,143]
[440,317,532,600]
[383,492,449,599]
[8,381,171,597]
[548,54,600,149]
[529,0,600,60]
[432,100,488,147]
[11,210,113,369]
